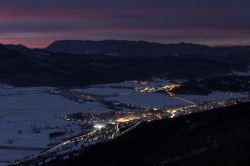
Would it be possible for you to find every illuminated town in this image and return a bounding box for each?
[11,80,250,166]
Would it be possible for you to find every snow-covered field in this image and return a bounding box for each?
[80,80,248,109]
[0,85,109,165]
[73,86,132,96]
[0,149,34,166]
[180,91,249,103]
[107,92,189,108]
[230,69,250,76]
[0,79,248,165]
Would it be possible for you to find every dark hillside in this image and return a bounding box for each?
[46,40,211,56]
[0,41,250,87]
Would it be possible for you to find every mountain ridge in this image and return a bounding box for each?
[0,41,249,86]
[46,40,212,56]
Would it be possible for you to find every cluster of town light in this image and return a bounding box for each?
[135,83,180,96]
[115,115,140,123]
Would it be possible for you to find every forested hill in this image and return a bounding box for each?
[0,42,250,86]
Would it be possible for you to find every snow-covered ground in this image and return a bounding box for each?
[73,86,132,96]
[180,91,249,103]
[0,79,248,165]
[0,149,34,166]
[80,80,248,109]
[105,91,248,109]
[230,69,250,76]
[0,85,109,165]
[107,92,189,108]
[96,78,170,89]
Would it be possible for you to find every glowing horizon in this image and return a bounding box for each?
[0,0,250,48]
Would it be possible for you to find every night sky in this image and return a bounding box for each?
[0,0,250,48]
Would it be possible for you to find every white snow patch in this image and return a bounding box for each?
[107,92,189,108]
[179,91,248,103]
[0,85,109,163]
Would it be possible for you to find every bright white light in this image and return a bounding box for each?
[93,123,105,130]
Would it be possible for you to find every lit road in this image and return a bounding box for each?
[173,96,196,105]
[47,129,98,153]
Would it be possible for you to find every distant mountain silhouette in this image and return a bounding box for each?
[46,40,211,56]
[0,41,250,86]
